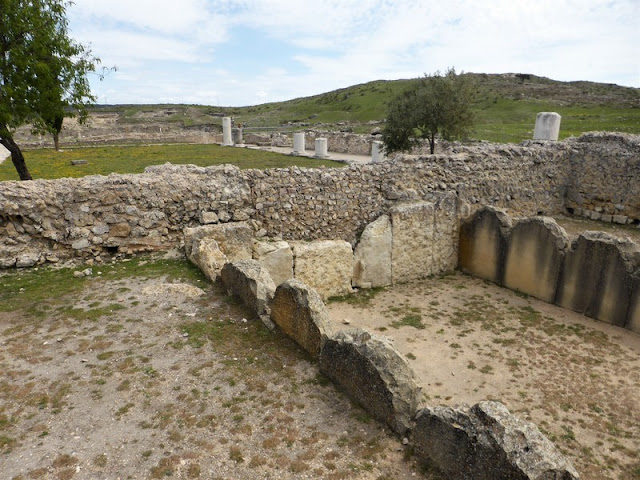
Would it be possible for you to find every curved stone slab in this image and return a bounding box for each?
[319,328,420,436]
[459,206,512,284]
[270,279,332,358]
[221,260,276,327]
[503,217,569,303]
[556,232,640,327]
[414,401,579,480]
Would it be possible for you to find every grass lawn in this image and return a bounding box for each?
[0,144,343,181]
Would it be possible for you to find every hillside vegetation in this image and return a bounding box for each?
[94,73,640,143]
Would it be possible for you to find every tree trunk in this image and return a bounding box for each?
[429,132,436,154]
[0,134,33,180]
[53,131,60,151]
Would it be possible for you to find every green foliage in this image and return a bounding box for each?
[382,68,476,154]
[0,0,101,179]
[0,144,343,181]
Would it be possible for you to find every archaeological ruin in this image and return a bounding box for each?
[1,130,639,478]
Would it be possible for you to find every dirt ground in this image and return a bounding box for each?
[1,214,639,480]
[0,254,428,480]
[327,273,640,480]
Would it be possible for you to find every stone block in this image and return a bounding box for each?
[503,217,569,303]
[414,401,579,480]
[184,222,253,264]
[199,211,219,224]
[533,112,561,141]
[352,215,392,288]
[253,239,293,287]
[292,240,353,300]
[270,279,332,358]
[221,260,276,329]
[391,202,435,283]
[109,222,131,237]
[613,214,628,224]
[187,237,227,282]
[433,192,460,273]
[556,232,640,327]
[319,328,420,436]
[458,206,512,284]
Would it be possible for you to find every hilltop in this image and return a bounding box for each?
[16,73,640,146]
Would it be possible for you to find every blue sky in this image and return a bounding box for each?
[68,0,639,106]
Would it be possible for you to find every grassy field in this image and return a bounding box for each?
[0,144,342,182]
[93,74,639,144]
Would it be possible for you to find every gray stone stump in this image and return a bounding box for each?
[314,138,329,158]
[232,127,243,145]
[533,112,561,141]
[222,117,233,146]
[371,141,384,163]
[293,132,306,155]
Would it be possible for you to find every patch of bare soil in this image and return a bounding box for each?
[0,257,427,480]
[327,273,640,480]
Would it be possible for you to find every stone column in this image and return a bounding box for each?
[371,141,385,163]
[222,117,233,146]
[314,138,329,158]
[293,132,306,155]
[533,112,561,141]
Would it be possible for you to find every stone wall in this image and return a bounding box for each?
[459,207,640,333]
[221,261,579,479]
[304,130,379,155]
[1,133,638,270]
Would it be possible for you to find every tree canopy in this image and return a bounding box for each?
[0,0,99,180]
[382,68,476,155]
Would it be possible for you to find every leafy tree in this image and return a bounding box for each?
[0,0,100,180]
[382,68,476,155]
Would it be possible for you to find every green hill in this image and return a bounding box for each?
[92,74,640,144]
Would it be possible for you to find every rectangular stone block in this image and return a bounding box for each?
[391,202,435,283]
[353,215,392,288]
[433,192,460,273]
[292,240,353,299]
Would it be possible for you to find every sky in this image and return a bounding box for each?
[67,0,639,107]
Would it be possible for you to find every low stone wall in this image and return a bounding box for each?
[1,133,638,270]
[186,199,461,299]
[219,259,579,479]
[459,207,640,333]
[304,130,379,155]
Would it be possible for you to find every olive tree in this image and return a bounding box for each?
[0,0,100,180]
[382,68,476,155]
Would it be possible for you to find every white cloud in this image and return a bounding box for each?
[70,0,639,105]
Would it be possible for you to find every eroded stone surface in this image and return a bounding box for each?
[556,232,640,327]
[221,260,276,328]
[270,279,332,358]
[253,239,293,287]
[503,217,569,303]
[458,206,512,284]
[319,328,420,436]
[291,240,353,300]
[352,215,392,288]
[414,401,579,480]
[391,202,436,283]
